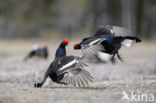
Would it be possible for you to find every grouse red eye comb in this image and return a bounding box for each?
[73,43,78,48]
[63,39,69,43]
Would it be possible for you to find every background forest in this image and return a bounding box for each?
[0,0,155,39]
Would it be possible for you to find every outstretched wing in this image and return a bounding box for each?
[61,68,93,87]
[81,38,105,56]
[94,25,115,36]
[94,25,133,36]
[56,56,93,87]
[112,26,133,36]
[80,38,112,62]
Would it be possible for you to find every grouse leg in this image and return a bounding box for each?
[111,53,116,64]
[117,52,124,62]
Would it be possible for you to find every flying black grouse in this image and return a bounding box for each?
[73,34,141,64]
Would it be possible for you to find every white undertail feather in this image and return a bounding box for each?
[59,59,76,71]
[97,52,111,62]
[42,77,51,87]
[121,39,133,48]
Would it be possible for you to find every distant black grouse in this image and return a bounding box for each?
[24,45,49,61]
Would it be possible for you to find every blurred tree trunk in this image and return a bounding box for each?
[121,0,136,33]
[140,0,156,38]
[136,0,144,36]
[0,0,155,39]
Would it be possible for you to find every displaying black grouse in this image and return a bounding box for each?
[34,40,93,88]
[73,35,141,64]
[24,45,49,61]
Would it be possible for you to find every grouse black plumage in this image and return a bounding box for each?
[24,45,49,61]
[34,39,93,88]
[73,34,141,64]
[55,39,69,59]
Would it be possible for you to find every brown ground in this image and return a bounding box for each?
[0,39,156,103]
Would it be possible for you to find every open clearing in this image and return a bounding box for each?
[0,40,156,103]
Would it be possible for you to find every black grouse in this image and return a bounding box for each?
[73,35,141,64]
[34,40,93,88]
[24,45,49,61]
